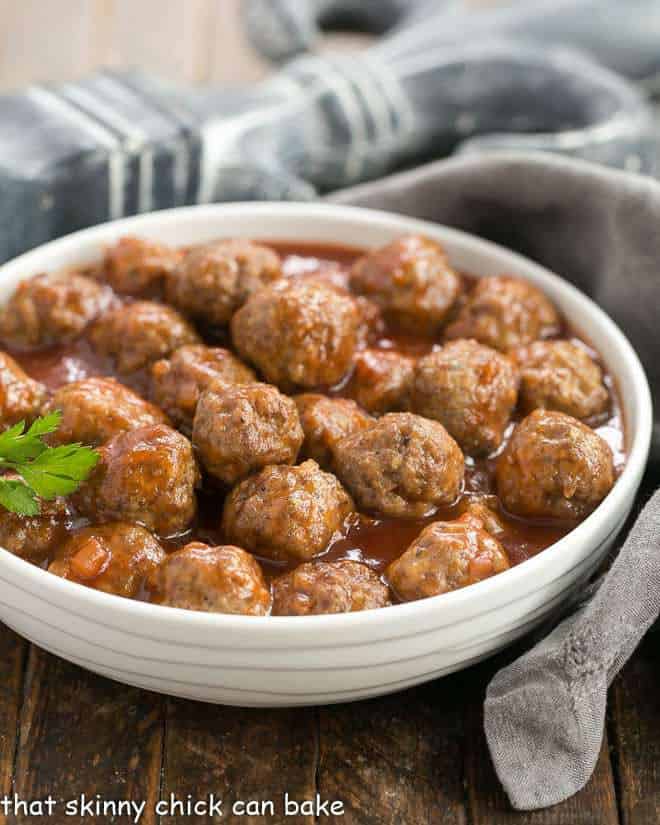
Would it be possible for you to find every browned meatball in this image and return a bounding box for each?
[166,239,282,326]
[496,409,615,520]
[104,236,181,297]
[89,300,200,372]
[513,340,609,420]
[445,276,560,351]
[0,352,48,427]
[349,235,461,333]
[294,394,373,469]
[411,340,519,455]
[0,271,113,348]
[192,383,303,485]
[387,513,510,601]
[149,542,271,615]
[49,522,165,598]
[231,280,360,389]
[346,348,415,414]
[334,413,464,518]
[150,345,256,432]
[223,460,354,562]
[272,560,391,616]
[44,377,167,447]
[0,482,68,564]
[74,424,199,537]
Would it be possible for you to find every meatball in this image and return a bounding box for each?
[272,560,391,616]
[0,352,48,427]
[333,413,464,518]
[49,522,165,598]
[411,340,519,455]
[74,424,199,536]
[347,348,415,414]
[0,483,68,564]
[231,280,360,389]
[223,460,354,562]
[513,340,609,420]
[104,236,181,297]
[44,377,167,447]
[166,239,282,326]
[445,276,560,351]
[349,235,461,333]
[496,409,615,520]
[294,394,373,469]
[387,513,510,601]
[149,542,271,615]
[150,345,255,432]
[89,300,200,372]
[192,382,303,485]
[0,271,113,348]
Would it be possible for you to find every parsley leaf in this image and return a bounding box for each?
[0,478,40,517]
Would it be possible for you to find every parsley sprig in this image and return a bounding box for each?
[0,412,99,516]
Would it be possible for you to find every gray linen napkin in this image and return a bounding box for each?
[333,152,660,809]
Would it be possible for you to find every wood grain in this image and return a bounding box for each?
[0,627,27,825]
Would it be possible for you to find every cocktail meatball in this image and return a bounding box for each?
[496,409,615,520]
[0,482,68,564]
[166,239,282,326]
[231,280,360,389]
[192,383,303,485]
[49,523,165,598]
[387,513,510,601]
[0,352,48,427]
[74,424,199,537]
[223,460,354,562]
[272,560,391,616]
[44,377,167,447]
[0,271,113,348]
[445,276,560,351]
[347,348,415,414]
[513,340,609,420]
[104,236,181,297]
[333,413,464,518]
[150,345,255,432]
[411,340,519,455]
[294,394,373,469]
[89,300,200,372]
[149,542,271,615]
[349,235,461,333]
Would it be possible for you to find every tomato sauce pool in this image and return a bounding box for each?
[6,240,627,584]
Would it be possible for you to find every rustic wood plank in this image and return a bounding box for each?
[0,626,27,825]
[8,645,163,825]
[160,698,318,824]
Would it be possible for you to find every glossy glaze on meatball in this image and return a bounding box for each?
[231,280,360,389]
[387,513,510,601]
[192,382,303,485]
[272,560,391,616]
[44,377,167,447]
[166,239,282,326]
[334,413,464,518]
[151,344,256,431]
[294,394,373,469]
[445,276,560,351]
[349,235,461,333]
[150,542,271,615]
[89,300,201,373]
[74,424,199,537]
[496,409,614,520]
[49,522,165,598]
[347,348,415,415]
[104,236,181,297]
[0,482,69,564]
[223,460,354,562]
[411,340,519,455]
[0,271,113,348]
[513,340,609,420]
[0,352,48,427]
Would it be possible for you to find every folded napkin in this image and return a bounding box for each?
[333,152,660,809]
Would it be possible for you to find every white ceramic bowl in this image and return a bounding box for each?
[0,203,652,706]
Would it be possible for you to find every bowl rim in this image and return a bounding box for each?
[0,201,652,636]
